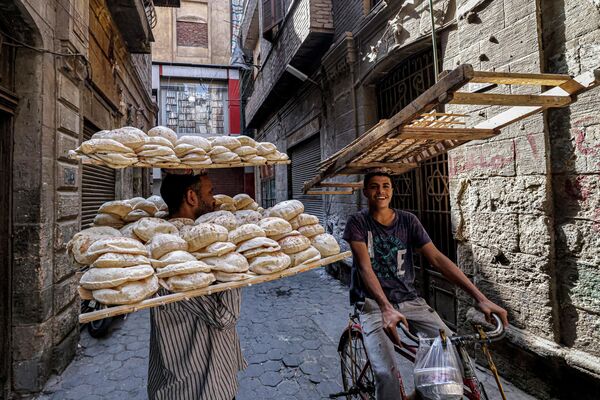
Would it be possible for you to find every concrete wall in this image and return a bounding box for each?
[152,0,231,65]
[5,0,154,397]
[241,0,600,398]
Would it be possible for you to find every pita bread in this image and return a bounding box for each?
[256,142,277,156]
[177,135,212,152]
[219,203,236,212]
[241,201,259,211]
[133,200,159,216]
[269,200,304,221]
[155,211,169,219]
[155,260,212,278]
[211,151,240,163]
[146,233,188,259]
[196,210,238,231]
[291,213,319,228]
[99,201,133,218]
[311,233,340,257]
[258,217,292,237]
[202,252,249,273]
[136,145,176,157]
[174,143,198,157]
[93,275,159,305]
[151,250,197,268]
[142,136,174,148]
[228,224,266,245]
[265,151,289,161]
[92,253,150,269]
[89,153,137,168]
[120,223,142,240]
[233,194,254,210]
[278,234,311,254]
[270,229,301,241]
[67,226,122,265]
[298,224,325,238]
[126,197,146,207]
[213,194,234,206]
[80,265,154,290]
[79,138,133,154]
[214,271,255,282]
[247,156,267,165]
[288,246,321,267]
[123,209,151,223]
[132,217,178,242]
[234,210,262,225]
[164,272,216,292]
[236,237,280,253]
[146,195,168,211]
[236,135,257,147]
[211,136,241,150]
[180,223,229,252]
[148,126,178,146]
[205,241,237,256]
[181,152,210,162]
[91,128,146,151]
[234,146,258,157]
[86,236,148,262]
[168,218,195,230]
[249,252,291,275]
[93,213,124,228]
[209,145,229,156]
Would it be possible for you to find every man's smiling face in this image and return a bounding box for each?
[363,175,393,209]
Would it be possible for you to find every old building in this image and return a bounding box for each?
[0,0,155,397]
[151,0,251,197]
[239,0,600,398]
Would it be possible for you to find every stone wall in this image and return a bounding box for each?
[5,0,154,397]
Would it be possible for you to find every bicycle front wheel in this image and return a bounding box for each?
[338,328,376,400]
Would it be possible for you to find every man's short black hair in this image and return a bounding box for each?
[160,173,203,216]
[363,170,393,187]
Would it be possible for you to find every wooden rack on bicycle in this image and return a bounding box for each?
[303,64,600,195]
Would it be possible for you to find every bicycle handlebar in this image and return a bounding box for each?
[398,313,505,345]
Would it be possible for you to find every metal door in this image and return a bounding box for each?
[288,134,324,222]
[376,48,458,330]
[82,122,116,229]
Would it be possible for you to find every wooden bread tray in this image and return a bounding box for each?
[79,251,351,323]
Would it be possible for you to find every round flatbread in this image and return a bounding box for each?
[249,252,291,275]
[92,275,159,305]
[311,233,341,257]
[213,194,234,206]
[93,213,124,229]
[146,195,168,211]
[278,234,311,255]
[146,233,188,259]
[180,223,229,252]
[151,250,197,268]
[288,246,321,267]
[298,224,325,238]
[211,136,241,150]
[164,272,216,292]
[132,217,178,242]
[92,253,150,269]
[91,128,146,151]
[228,224,266,245]
[290,213,319,229]
[202,252,249,273]
[211,151,240,163]
[269,200,304,221]
[155,260,212,279]
[234,210,262,225]
[67,227,122,265]
[79,138,133,154]
[270,230,301,242]
[148,126,178,146]
[219,203,237,212]
[235,135,257,148]
[86,236,148,263]
[168,218,195,230]
[213,271,255,282]
[233,194,254,210]
[126,197,146,207]
[258,217,292,237]
[256,142,277,156]
[234,146,258,157]
[80,265,155,290]
[236,237,280,253]
[98,201,133,218]
[177,135,212,152]
[142,136,174,149]
[196,210,238,231]
[123,209,151,223]
[133,200,159,216]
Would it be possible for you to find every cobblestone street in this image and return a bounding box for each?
[36,269,537,399]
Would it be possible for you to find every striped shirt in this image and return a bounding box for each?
[148,289,246,400]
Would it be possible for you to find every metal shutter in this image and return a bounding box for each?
[289,135,323,222]
[81,125,116,229]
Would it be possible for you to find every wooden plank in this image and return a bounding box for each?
[315,182,363,188]
[303,64,475,193]
[347,162,419,169]
[79,251,352,323]
[80,159,292,169]
[399,127,498,140]
[475,68,600,130]
[306,190,354,195]
[471,71,572,86]
[450,92,572,107]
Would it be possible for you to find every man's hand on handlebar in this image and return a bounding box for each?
[381,306,409,346]
[477,298,509,327]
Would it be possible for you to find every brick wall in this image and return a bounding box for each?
[177,20,208,48]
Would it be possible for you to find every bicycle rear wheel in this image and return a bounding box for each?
[338,328,376,400]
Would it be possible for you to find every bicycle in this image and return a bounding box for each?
[330,310,506,400]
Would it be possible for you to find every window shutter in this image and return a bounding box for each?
[262,0,284,41]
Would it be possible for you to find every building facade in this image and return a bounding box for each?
[151,0,253,197]
[0,0,155,397]
[239,0,600,398]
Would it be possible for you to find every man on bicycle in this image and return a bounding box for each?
[343,169,509,400]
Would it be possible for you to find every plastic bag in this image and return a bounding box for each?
[414,334,463,400]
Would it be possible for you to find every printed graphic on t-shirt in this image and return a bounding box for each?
[371,234,407,280]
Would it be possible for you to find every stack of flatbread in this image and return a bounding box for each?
[196,210,238,231]
[94,196,169,235]
[215,194,236,212]
[76,236,158,305]
[175,135,213,167]
[256,142,288,162]
[135,135,180,168]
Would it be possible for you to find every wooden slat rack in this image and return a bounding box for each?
[304,64,600,194]
[77,157,291,169]
[79,251,351,323]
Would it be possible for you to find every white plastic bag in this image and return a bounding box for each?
[414,335,463,400]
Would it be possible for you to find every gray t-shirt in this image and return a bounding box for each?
[343,209,431,305]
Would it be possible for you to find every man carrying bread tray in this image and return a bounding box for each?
[148,171,245,400]
[343,169,509,400]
